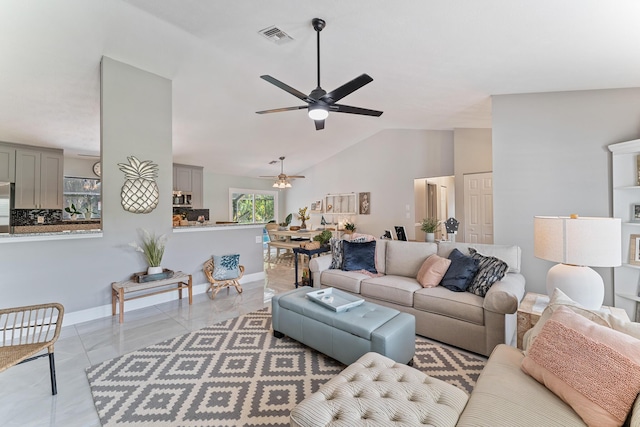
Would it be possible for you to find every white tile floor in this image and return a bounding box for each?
[0,263,296,427]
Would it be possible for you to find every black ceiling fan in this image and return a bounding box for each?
[256,17,383,130]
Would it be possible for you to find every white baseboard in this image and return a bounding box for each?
[63,271,265,327]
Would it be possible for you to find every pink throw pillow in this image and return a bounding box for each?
[416,254,451,288]
[521,306,640,427]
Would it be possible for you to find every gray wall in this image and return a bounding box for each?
[453,128,492,241]
[284,129,455,240]
[493,87,640,304]
[0,58,264,324]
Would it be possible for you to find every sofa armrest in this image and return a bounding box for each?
[483,273,526,314]
[309,255,332,274]
[309,255,333,288]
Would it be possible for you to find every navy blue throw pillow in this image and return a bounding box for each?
[342,240,377,274]
[440,248,479,292]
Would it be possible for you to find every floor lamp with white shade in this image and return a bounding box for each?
[533,215,621,310]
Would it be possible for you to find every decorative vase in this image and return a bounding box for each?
[70,213,77,221]
[147,266,163,275]
[300,219,307,229]
[425,232,435,242]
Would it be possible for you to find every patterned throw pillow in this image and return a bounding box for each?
[329,236,368,269]
[213,254,240,280]
[466,248,508,297]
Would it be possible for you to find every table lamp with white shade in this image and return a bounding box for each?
[533,215,621,310]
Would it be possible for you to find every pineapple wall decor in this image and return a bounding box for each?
[118,156,160,214]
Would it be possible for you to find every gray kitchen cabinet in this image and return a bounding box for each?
[0,144,15,182]
[173,163,203,208]
[15,147,64,209]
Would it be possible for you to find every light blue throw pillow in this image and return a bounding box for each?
[213,254,240,280]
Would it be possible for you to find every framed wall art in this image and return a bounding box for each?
[359,192,370,215]
[632,204,640,222]
[629,234,640,266]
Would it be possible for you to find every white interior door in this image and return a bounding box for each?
[464,172,493,244]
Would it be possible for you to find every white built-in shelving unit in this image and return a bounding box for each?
[608,138,640,321]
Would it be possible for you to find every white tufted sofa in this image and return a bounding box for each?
[290,352,468,427]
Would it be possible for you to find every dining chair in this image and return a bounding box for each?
[0,302,64,395]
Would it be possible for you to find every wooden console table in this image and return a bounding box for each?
[516,292,629,349]
[112,271,192,323]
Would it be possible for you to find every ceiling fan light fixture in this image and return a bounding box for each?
[308,105,329,120]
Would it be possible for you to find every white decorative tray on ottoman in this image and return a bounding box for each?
[306,287,365,312]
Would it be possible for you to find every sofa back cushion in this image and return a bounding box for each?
[384,241,438,277]
[437,242,521,273]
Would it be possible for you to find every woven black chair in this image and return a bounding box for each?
[0,303,64,395]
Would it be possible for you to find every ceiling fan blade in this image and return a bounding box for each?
[259,175,278,178]
[288,175,305,178]
[314,119,325,130]
[256,106,307,114]
[321,74,373,104]
[333,104,383,117]
[260,75,312,102]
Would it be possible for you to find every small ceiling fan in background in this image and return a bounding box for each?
[260,156,304,188]
[256,17,383,130]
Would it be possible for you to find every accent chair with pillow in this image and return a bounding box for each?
[203,254,244,299]
[309,239,525,356]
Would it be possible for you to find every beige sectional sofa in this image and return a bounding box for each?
[309,239,526,356]
[291,290,640,426]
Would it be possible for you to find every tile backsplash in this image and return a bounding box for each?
[12,209,63,226]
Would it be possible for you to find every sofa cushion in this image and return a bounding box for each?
[342,240,377,273]
[416,254,451,288]
[466,248,509,297]
[360,275,421,307]
[522,307,640,427]
[320,270,369,294]
[440,248,479,292]
[384,241,438,277]
[457,344,587,427]
[414,286,485,325]
[437,242,521,274]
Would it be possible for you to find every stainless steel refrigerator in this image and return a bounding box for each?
[0,182,13,234]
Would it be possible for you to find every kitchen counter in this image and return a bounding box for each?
[13,222,102,234]
[173,222,264,233]
[0,228,102,243]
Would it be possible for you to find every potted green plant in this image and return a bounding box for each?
[343,221,356,234]
[421,217,441,242]
[279,213,292,230]
[313,230,332,246]
[129,229,168,275]
[64,203,83,220]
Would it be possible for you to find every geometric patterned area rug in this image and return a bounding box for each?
[86,307,485,427]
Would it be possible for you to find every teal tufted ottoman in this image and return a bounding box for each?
[272,287,415,365]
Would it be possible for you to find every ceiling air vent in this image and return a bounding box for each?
[258,25,293,44]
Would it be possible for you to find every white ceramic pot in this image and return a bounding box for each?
[147,266,163,275]
[425,233,435,242]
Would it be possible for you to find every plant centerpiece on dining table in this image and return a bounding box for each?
[420,217,441,242]
[129,229,168,275]
[279,213,292,230]
[297,207,310,229]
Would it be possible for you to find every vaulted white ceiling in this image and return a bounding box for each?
[1,0,640,177]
